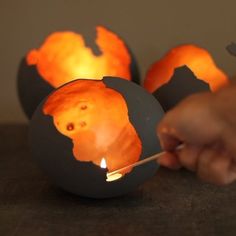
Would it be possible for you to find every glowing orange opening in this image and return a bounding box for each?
[43,80,142,175]
[144,44,228,93]
[27,26,131,88]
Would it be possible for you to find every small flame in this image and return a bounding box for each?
[100,158,107,169]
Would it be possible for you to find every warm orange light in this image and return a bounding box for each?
[43,80,142,175]
[26,26,131,88]
[144,44,228,93]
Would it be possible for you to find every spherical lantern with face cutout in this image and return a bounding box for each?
[143,44,229,111]
[18,26,140,119]
[30,77,164,198]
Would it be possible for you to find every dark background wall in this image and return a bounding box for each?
[1,0,236,123]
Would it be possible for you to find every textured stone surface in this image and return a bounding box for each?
[0,124,236,236]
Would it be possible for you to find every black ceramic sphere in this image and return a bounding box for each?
[30,77,164,199]
[153,66,209,111]
[17,27,140,119]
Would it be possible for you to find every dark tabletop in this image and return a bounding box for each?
[0,124,236,236]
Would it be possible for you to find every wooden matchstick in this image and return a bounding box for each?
[107,144,184,178]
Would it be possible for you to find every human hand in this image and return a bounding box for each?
[157,88,236,185]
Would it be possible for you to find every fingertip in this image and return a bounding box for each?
[157,117,182,150]
[158,132,181,152]
[157,152,182,170]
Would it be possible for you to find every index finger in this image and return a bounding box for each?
[157,124,182,151]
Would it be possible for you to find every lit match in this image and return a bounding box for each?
[106,144,184,182]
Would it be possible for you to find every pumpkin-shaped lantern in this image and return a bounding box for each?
[143,44,228,111]
[30,77,164,198]
[18,26,139,118]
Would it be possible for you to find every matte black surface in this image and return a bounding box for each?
[30,77,164,198]
[17,58,54,119]
[1,124,236,236]
[153,66,209,111]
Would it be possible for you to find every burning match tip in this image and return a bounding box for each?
[106,173,123,182]
[106,144,185,182]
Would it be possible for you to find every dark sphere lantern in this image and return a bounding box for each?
[144,44,229,111]
[18,26,140,118]
[30,77,164,198]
